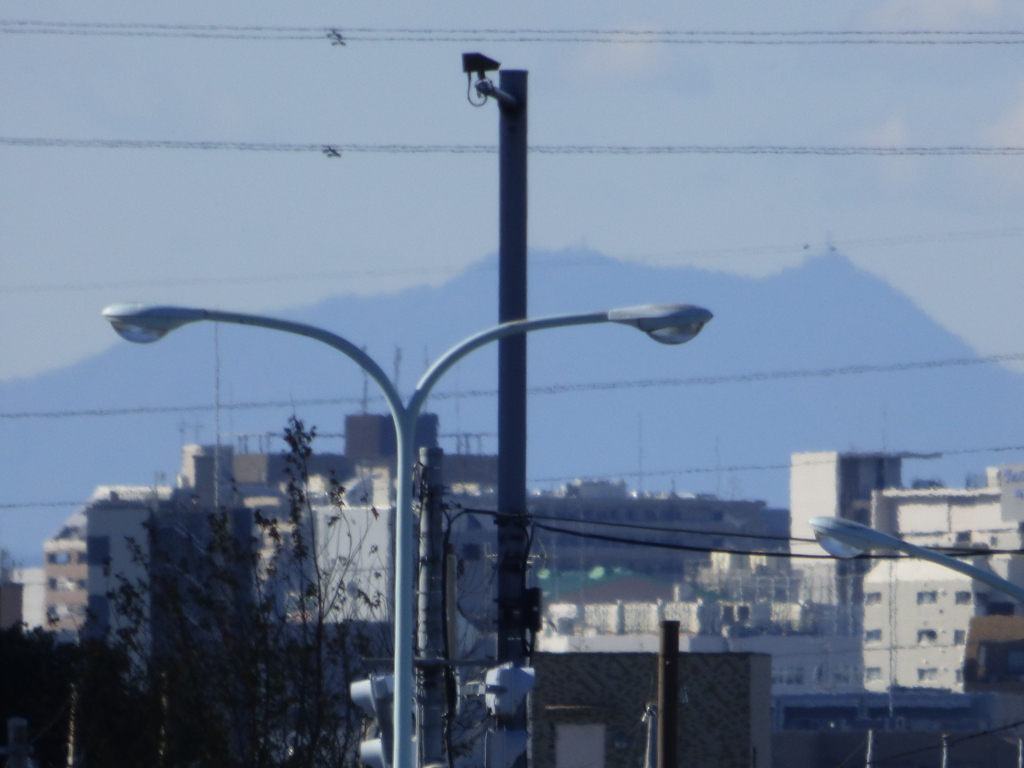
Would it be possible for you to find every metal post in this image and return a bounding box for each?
[496,68,530,668]
[657,621,679,768]
[865,728,873,768]
[1017,736,1022,768]
[940,733,949,768]
[394,415,416,768]
[7,717,29,768]
[643,704,658,768]
[418,447,447,768]
[66,685,77,768]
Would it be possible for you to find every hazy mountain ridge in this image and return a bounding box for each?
[1,251,1019,563]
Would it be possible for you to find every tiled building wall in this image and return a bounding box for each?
[531,652,771,768]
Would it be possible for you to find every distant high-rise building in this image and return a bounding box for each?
[42,511,88,635]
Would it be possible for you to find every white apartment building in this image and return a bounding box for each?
[860,477,1024,693]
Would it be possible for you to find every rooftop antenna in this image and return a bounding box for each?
[637,414,644,495]
[360,345,370,413]
[455,365,463,454]
[715,436,722,497]
[881,405,888,452]
[213,323,222,509]
[393,346,403,399]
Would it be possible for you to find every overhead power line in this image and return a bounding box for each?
[531,443,1024,484]
[4,21,1024,45]
[533,522,1024,559]
[459,507,810,543]
[5,227,1024,295]
[4,351,1024,421]
[0,501,85,509]
[5,138,1024,157]
[858,717,1024,766]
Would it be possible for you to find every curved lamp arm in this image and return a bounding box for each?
[407,311,608,418]
[810,516,1024,603]
[102,304,405,420]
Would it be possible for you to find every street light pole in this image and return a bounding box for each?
[103,301,712,768]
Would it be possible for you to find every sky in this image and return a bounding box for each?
[3,0,1024,379]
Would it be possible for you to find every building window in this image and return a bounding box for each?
[989,602,1015,616]
[954,629,967,645]
[832,666,856,684]
[917,591,938,605]
[47,578,57,590]
[47,552,70,565]
[956,669,964,683]
[918,629,938,645]
[76,552,88,564]
[955,591,972,605]
[865,592,883,605]
[771,666,805,686]
[865,668,882,681]
[917,668,938,682]
[1007,650,1024,676]
[865,629,882,642]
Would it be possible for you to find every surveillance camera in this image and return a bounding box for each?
[462,52,500,79]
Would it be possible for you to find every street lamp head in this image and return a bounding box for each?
[102,304,205,344]
[809,516,901,559]
[606,304,713,345]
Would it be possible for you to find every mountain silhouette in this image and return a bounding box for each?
[2,250,1020,563]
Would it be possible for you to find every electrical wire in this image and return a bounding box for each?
[530,442,1024,484]
[527,511,810,542]
[531,521,1024,559]
[0,265,466,294]
[6,227,1024,295]
[5,351,1024,421]
[533,521,842,558]
[5,137,1024,156]
[0,501,84,509]
[5,21,1024,45]
[848,716,1024,766]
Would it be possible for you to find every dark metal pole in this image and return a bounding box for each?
[495,68,529,668]
[657,621,679,768]
[418,447,447,767]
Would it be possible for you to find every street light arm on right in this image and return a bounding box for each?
[809,516,1024,604]
[409,303,712,414]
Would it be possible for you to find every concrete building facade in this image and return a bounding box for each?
[42,511,88,634]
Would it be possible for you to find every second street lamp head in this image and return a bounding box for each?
[607,304,713,345]
[809,516,902,559]
[102,304,206,344]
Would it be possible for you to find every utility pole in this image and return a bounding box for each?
[657,621,679,768]
[418,447,447,768]
[463,52,531,768]
[486,65,530,667]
